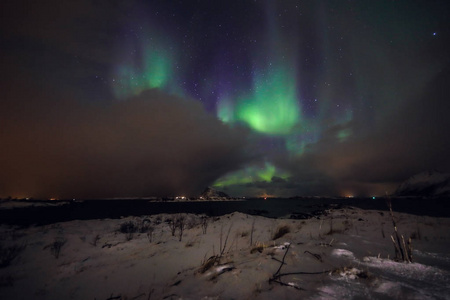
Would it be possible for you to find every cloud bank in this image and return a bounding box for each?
[220,63,450,197]
[0,79,250,198]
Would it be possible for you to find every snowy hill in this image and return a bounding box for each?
[395,171,450,197]
[199,187,231,200]
[1,209,450,299]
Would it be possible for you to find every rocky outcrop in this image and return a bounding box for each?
[199,187,231,200]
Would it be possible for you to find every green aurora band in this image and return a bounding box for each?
[221,65,301,135]
[213,162,289,189]
[112,35,175,99]
[109,4,361,195]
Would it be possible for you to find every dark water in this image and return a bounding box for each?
[1,197,449,226]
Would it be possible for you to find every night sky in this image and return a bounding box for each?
[1,0,449,199]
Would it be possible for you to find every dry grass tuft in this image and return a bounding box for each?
[272,225,290,240]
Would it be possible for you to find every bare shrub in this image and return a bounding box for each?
[119,221,137,241]
[177,215,185,242]
[186,216,198,229]
[139,218,152,233]
[272,225,290,240]
[119,221,136,232]
[0,244,26,268]
[118,218,156,241]
[201,216,208,234]
[47,237,66,259]
[146,226,154,243]
[167,214,186,241]
[2,229,25,241]
[250,219,255,246]
[168,217,177,237]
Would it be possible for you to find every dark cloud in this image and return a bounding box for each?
[221,63,450,198]
[1,1,449,198]
[219,174,338,198]
[0,80,250,198]
[281,63,450,196]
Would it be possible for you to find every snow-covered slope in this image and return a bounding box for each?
[1,208,450,299]
[395,171,450,197]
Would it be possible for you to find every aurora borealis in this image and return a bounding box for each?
[1,0,450,198]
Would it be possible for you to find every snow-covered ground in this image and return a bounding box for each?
[1,207,449,299]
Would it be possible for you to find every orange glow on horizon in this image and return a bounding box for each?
[260,193,274,199]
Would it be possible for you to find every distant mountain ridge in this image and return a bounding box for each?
[395,171,450,197]
[199,187,231,200]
